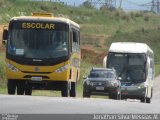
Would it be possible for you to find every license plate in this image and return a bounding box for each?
[31,77,42,81]
[96,87,104,90]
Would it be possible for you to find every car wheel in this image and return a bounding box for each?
[70,82,76,97]
[83,91,90,98]
[146,97,151,103]
[109,93,117,100]
[8,80,16,95]
[118,92,121,100]
[109,89,121,100]
[117,88,121,100]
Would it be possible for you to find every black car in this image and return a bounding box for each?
[83,68,121,100]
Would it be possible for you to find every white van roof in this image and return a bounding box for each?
[109,42,153,53]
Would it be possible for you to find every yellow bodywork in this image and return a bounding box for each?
[6,55,80,82]
[5,13,80,83]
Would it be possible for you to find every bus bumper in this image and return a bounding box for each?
[121,87,146,99]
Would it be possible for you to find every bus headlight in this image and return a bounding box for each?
[55,64,69,73]
[6,63,19,72]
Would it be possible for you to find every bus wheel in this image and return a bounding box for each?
[146,97,151,103]
[8,80,16,95]
[25,82,32,95]
[70,82,76,97]
[17,81,25,95]
[61,82,69,97]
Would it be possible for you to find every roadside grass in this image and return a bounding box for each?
[0,52,6,85]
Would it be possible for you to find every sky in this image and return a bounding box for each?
[59,0,152,11]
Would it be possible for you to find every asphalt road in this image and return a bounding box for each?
[0,76,160,114]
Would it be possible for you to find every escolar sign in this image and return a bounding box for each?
[22,23,55,29]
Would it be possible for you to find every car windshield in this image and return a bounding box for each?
[107,53,146,83]
[7,21,69,59]
[88,70,115,79]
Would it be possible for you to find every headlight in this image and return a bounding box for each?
[85,80,93,86]
[86,80,90,85]
[6,63,19,72]
[110,81,118,87]
[55,64,69,73]
[138,82,148,88]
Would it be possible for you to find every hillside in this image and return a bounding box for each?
[1,0,160,96]
[1,1,160,60]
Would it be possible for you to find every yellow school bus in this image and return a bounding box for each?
[2,13,80,97]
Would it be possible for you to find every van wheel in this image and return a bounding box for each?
[70,82,76,97]
[61,82,69,97]
[146,98,151,103]
[140,98,145,103]
[8,80,16,95]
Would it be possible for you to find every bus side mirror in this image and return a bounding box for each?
[2,29,8,46]
[2,40,7,46]
[3,29,8,41]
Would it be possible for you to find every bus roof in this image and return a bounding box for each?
[109,42,153,54]
[10,15,80,28]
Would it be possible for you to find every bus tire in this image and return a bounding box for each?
[61,82,69,97]
[146,97,151,103]
[17,81,25,95]
[8,80,16,95]
[25,82,32,95]
[70,82,76,97]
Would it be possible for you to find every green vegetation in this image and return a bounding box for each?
[1,0,160,96]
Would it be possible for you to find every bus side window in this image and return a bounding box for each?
[70,31,72,52]
[73,31,78,44]
[72,28,80,52]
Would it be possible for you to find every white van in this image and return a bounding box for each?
[103,42,154,103]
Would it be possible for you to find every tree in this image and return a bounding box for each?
[81,0,94,9]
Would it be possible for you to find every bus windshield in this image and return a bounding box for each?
[107,53,146,83]
[7,21,69,59]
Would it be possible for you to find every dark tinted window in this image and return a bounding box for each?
[89,70,115,78]
[8,21,69,59]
